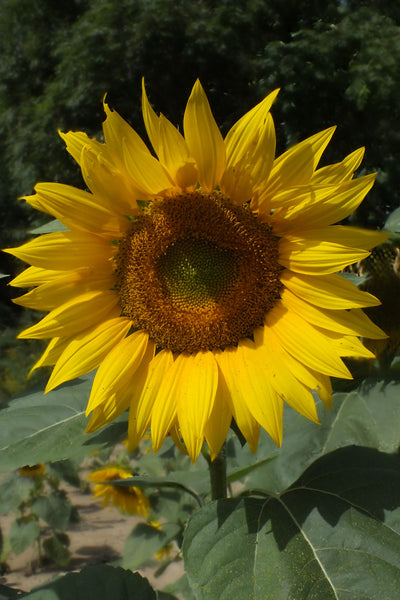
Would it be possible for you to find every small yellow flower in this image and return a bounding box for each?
[155,544,173,561]
[19,463,45,478]
[7,80,388,462]
[88,467,150,516]
[148,521,173,560]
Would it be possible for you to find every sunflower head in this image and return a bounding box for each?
[352,242,400,358]
[89,467,150,516]
[19,463,46,478]
[6,78,388,462]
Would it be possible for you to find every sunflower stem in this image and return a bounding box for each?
[208,444,227,500]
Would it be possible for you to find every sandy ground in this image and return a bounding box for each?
[0,485,183,596]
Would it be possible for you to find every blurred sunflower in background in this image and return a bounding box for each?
[89,466,150,516]
[19,463,46,478]
[6,80,388,462]
[348,241,400,365]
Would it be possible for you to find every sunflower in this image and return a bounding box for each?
[19,463,46,478]
[6,80,387,462]
[88,466,150,516]
[349,242,400,361]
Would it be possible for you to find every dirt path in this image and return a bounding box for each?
[1,486,183,595]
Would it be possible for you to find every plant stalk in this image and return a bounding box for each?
[208,444,227,500]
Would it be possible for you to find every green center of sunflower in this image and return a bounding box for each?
[157,238,237,307]
[115,191,282,353]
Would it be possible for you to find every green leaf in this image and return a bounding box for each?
[31,492,72,531]
[42,533,71,568]
[30,219,68,234]
[226,453,278,485]
[184,446,400,599]
[22,565,157,599]
[0,376,128,472]
[338,271,367,286]
[0,473,35,515]
[0,584,23,600]
[47,459,82,488]
[9,518,40,555]
[384,206,400,233]
[122,521,180,570]
[233,380,400,494]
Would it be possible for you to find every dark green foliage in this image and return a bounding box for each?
[255,6,400,227]
[21,565,158,599]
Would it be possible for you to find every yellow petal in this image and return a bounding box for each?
[279,225,388,275]
[46,317,132,392]
[59,130,105,167]
[177,351,218,462]
[158,115,197,188]
[102,100,174,195]
[28,337,71,376]
[274,174,376,232]
[12,270,113,310]
[142,79,195,184]
[258,127,336,208]
[224,113,276,204]
[224,89,279,169]
[170,424,189,456]
[204,377,232,461]
[123,138,173,195]
[85,391,130,433]
[4,231,114,271]
[125,341,158,452]
[79,146,141,216]
[151,354,186,453]
[280,288,386,339]
[280,270,380,309]
[135,350,174,441]
[311,147,365,185]
[285,225,389,250]
[18,290,119,339]
[257,325,333,409]
[10,266,65,288]
[183,80,226,191]
[214,349,261,452]
[141,79,161,155]
[252,328,319,423]
[265,303,352,379]
[86,330,149,415]
[279,237,371,275]
[230,340,284,446]
[315,329,376,359]
[102,101,150,167]
[222,89,278,203]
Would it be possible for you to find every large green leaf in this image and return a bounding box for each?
[0,584,23,600]
[0,377,127,472]
[229,380,400,494]
[183,446,400,599]
[21,565,157,599]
